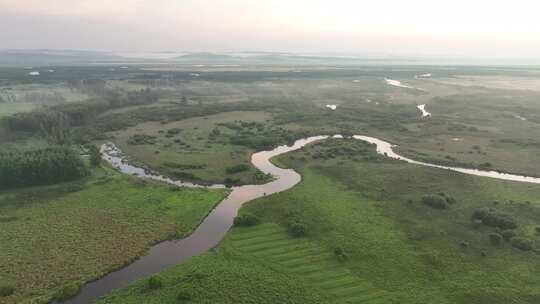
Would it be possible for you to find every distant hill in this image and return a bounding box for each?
[172,52,387,65]
[2,49,502,67]
[175,52,240,61]
[0,49,122,67]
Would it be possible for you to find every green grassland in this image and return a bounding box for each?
[383,85,540,176]
[98,139,540,304]
[3,65,540,303]
[0,167,228,304]
[108,111,277,185]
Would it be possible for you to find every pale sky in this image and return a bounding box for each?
[1,0,540,58]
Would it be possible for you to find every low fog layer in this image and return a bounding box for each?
[1,0,540,59]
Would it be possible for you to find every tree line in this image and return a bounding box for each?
[1,86,160,144]
[0,147,89,189]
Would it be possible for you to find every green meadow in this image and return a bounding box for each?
[0,167,227,304]
[97,139,540,304]
[108,111,275,185]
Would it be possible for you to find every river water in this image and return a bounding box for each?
[60,135,540,304]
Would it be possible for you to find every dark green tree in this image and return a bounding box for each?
[88,145,101,167]
[38,110,71,145]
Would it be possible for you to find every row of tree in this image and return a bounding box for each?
[0,147,90,189]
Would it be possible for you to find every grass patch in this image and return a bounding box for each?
[0,167,227,304]
[109,111,276,185]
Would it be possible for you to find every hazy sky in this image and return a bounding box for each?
[1,0,540,57]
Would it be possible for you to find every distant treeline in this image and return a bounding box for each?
[1,86,160,144]
[3,87,159,130]
[0,147,89,189]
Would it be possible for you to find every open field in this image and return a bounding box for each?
[97,139,540,304]
[428,75,540,91]
[0,83,90,117]
[0,166,227,304]
[379,85,540,176]
[0,102,36,117]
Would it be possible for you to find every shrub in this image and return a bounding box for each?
[471,219,483,229]
[166,128,182,136]
[0,216,18,223]
[127,134,157,145]
[511,237,533,251]
[334,247,348,261]
[233,213,259,227]
[254,170,272,182]
[472,208,489,220]
[471,209,517,230]
[224,177,240,188]
[0,285,14,297]
[287,221,307,237]
[169,185,181,192]
[489,233,503,246]
[55,283,81,301]
[479,162,492,169]
[225,164,250,174]
[87,144,101,167]
[170,171,199,181]
[148,276,163,290]
[445,196,457,205]
[177,290,192,302]
[482,212,517,230]
[501,230,516,241]
[422,195,448,209]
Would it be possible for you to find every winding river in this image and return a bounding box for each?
[62,135,540,304]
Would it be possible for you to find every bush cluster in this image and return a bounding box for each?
[147,276,163,290]
[55,283,81,301]
[127,134,157,145]
[287,221,307,237]
[333,247,348,261]
[225,164,250,174]
[511,237,533,251]
[233,213,259,227]
[471,208,517,230]
[489,233,503,246]
[422,195,448,209]
[165,128,182,137]
[500,230,516,241]
[0,285,14,297]
[177,290,192,302]
[224,177,240,188]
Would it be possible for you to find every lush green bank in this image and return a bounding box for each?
[0,167,227,304]
[97,139,540,304]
